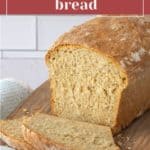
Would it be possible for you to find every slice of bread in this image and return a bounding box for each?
[22,113,119,150]
[0,118,33,150]
[45,16,150,133]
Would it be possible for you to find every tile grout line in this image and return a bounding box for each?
[35,16,38,51]
[1,58,44,60]
[1,50,3,59]
[0,49,46,52]
[1,50,46,59]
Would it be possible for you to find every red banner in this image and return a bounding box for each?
[0,0,6,14]
[100,0,143,14]
[0,0,149,15]
[145,0,150,14]
[8,0,50,14]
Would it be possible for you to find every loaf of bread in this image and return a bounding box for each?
[46,16,150,133]
[22,113,119,150]
[0,119,33,150]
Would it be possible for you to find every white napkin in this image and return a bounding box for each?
[0,78,32,119]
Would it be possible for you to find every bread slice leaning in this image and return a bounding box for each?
[22,113,119,150]
[0,118,33,150]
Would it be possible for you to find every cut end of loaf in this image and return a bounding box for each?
[46,45,127,130]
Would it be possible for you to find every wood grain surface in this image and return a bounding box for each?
[5,80,150,150]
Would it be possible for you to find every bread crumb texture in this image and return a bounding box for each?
[48,47,127,128]
[0,119,23,140]
[23,114,119,150]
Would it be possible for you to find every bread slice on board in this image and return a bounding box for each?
[0,118,33,150]
[22,113,119,150]
[45,16,150,134]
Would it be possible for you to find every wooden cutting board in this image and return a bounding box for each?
[6,80,150,150]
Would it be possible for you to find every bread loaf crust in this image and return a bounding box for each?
[46,16,150,133]
[46,16,150,73]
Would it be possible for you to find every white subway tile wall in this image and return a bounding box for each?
[0,15,94,88]
[0,17,2,50]
[38,15,94,50]
[3,51,46,58]
[0,59,48,89]
[0,15,93,53]
[1,16,36,50]
[0,51,2,58]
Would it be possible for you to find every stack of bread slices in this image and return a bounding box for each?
[1,16,150,150]
[0,113,119,150]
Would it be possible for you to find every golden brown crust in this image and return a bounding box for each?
[45,16,150,134]
[115,60,150,133]
[46,16,150,74]
[0,131,33,150]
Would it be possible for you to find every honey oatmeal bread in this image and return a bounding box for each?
[22,113,119,150]
[45,16,150,134]
[0,118,33,150]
